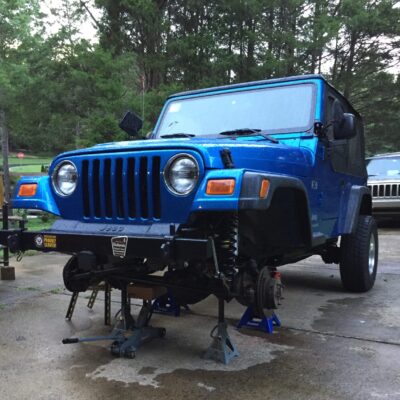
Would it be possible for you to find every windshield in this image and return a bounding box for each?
[156,83,315,138]
[367,157,400,178]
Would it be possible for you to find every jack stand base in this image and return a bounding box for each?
[237,306,281,334]
[204,321,239,364]
[1,266,15,280]
[152,292,189,317]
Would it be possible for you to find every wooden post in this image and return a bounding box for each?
[0,109,10,204]
[0,110,15,280]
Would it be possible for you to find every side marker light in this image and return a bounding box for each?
[206,179,235,195]
[259,179,270,198]
[18,184,37,197]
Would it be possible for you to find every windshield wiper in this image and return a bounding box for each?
[160,133,195,138]
[218,128,260,136]
[218,128,279,143]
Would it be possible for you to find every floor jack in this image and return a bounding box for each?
[62,285,166,359]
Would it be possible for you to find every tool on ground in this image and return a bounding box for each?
[62,284,166,359]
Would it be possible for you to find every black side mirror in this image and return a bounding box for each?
[333,113,356,140]
[119,111,143,136]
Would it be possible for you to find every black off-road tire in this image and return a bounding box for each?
[340,215,378,292]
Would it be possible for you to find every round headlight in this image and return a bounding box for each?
[164,154,199,195]
[52,161,78,196]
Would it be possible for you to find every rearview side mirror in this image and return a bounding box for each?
[333,113,356,140]
[119,111,143,137]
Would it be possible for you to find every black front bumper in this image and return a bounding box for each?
[0,219,212,262]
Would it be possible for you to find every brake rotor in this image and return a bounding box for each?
[232,259,258,307]
[254,267,283,318]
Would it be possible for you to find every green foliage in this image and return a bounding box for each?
[0,0,399,155]
[7,38,138,152]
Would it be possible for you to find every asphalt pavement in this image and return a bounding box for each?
[0,227,399,400]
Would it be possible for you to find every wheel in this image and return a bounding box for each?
[110,342,121,357]
[124,350,136,359]
[63,256,91,292]
[340,215,378,292]
[159,328,166,338]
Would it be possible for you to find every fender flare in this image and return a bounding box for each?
[339,185,372,235]
[239,171,313,247]
[239,171,309,210]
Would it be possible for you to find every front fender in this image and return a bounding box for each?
[191,169,311,213]
[12,176,60,215]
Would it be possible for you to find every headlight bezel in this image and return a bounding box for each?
[51,160,78,197]
[163,153,200,196]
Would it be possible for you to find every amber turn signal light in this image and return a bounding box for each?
[259,179,270,198]
[206,179,235,195]
[18,184,37,197]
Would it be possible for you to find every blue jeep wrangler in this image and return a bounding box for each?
[1,74,378,318]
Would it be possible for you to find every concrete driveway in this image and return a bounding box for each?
[0,228,399,400]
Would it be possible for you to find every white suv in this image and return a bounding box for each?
[367,153,400,220]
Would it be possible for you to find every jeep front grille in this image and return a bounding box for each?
[368,183,400,198]
[81,156,162,220]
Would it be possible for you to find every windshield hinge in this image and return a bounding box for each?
[314,122,324,136]
[220,149,235,169]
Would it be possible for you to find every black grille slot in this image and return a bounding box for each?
[104,159,112,217]
[379,185,384,197]
[82,160,90,217]
[80,154,163,221]
[152,156,161,219]
[127,158,136,218]
[93,159,101,217]
[139,157,148,218]
[116,158,124,218]
[373,185,378,197]
[385,185,391,197]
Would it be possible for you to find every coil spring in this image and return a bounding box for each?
[216,214,238,282]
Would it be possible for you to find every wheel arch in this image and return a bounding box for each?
[238,172,313,257]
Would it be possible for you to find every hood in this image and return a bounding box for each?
[53,136,315,177]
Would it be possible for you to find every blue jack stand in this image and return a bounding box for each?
[204,297,239,364]
[237,305,281,334]
[152,292,189,317]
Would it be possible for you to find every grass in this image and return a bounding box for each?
[0,153,53,174]
[17,286,41,292]
[24,217,56,231]
[10,165,47,173]
[49,287,63,294]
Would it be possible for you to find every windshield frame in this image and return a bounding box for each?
[154,82,317,139]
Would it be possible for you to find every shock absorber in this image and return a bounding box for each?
[215,213,238,283]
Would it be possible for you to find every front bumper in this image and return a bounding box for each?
[0,219,212,262]
[372,199,400,218]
